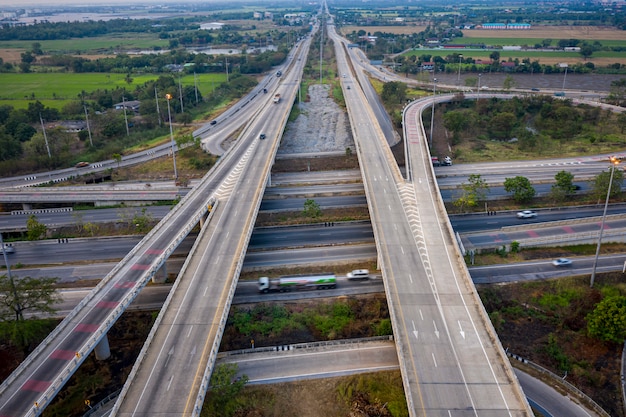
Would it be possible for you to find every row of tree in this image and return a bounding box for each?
[454,168,623,212]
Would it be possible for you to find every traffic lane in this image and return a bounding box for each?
[470,254,626,284]
[463,217,626,248]
[259,195,366,211]
[449,205,626,233]
[248,222,374,250]
[513,369,597,417]
[222,341,399,384]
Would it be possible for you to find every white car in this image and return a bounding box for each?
[516,210,537,219]
[552,258,572,267]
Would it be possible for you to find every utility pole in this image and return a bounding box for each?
[121,96,129,137]
[83,104,93,147]
[39,113,51,159]
[154,86,161,126]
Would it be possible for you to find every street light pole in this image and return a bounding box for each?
[457,54,463,86]
[590,156,620,288]
[165,94,178,182]
[429,78,437,149]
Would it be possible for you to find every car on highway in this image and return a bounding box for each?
[259,133,266,140]
[442,156,452,166]
[2,243,15,254]
[210,120,217,125]
[516,210,537,219]
[552,258,572,267]
[75,161,90,168]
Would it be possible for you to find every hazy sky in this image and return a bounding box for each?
[0,0,207,6]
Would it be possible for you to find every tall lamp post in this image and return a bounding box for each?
[590,156,620,288]
[165,94,178,182]
[457,54,463,86]
[429,78,437,149]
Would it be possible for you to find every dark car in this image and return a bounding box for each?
[259,133,266,140]
[210,120,217,125]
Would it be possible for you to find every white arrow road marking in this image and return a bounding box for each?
[433,321,440,339]
[458,320,465,339]
[412,320,418,340]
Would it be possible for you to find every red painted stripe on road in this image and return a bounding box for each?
[96,301,119,309]
[130,264,150,270]
[74,323,98,333]
[22,379,51,392]
[114,282,136,288]
[526,230,540,238]
[145,248,164,255]
[50,350,76,360]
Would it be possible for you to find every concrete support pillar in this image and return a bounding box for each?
[199,215,205,229]
[94,334,111,360]
[152,263,167,284]
[22,203,32,211]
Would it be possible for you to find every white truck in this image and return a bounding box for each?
[273,93,281,104]
[258,273,336,293]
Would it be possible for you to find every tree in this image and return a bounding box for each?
[579,44,594,60]
[503,75,516,91]
[454,174,490,212]
[442,110,470,143]
[303,199,321,218]
[608,78,626,106]
[113,153,122,168]
[26,215,47,240]
[591,167,624,203]
[205,363,248,415]
[381,81,406,105]
[550,170,576,202]
[504,176,535,203]
[489,112,517,140]
[618,112,626,134]
[0,275,59,322]
[586,296,626,343]
[0,274,60,351]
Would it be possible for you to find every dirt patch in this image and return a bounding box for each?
[0,49,24,64]
[279,84,354,155]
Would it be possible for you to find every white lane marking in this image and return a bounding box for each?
[412,320,418,340]
[458,321,465,339]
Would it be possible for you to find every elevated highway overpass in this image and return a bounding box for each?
[0,30,314,417]
[330,19,531,416]
[2,12,533,417]
[110,34,312,416]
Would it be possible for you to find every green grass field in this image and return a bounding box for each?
[0,34,168,53]
[0,72,228,109]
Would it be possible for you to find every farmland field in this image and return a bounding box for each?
[0,73,227,109]
[463,26,626,41]
[340,25,428,35]
[0,34,168,55]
